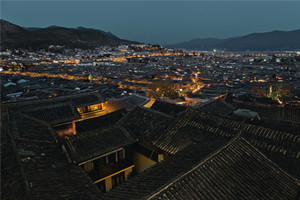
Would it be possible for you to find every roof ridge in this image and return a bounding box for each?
[192,108,296,137]
[192,99,213,109]
[220,98,236,109]
[9,90,104,107]
[192,98,235,109]
[152,108,196,151]
[116,106,174,126]
[240,137,300,182]
[15,137,55,144]
[145,134,242,200]
[136,105,175,119]
[117,124,138,140]
[20,101,73,111]
[63,124,137,164]
[236,100,285,108]
[146,134,299,199]
[20,113,59,141]
[14,100,81,125]
[154,108,298,154]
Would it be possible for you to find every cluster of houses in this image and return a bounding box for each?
[1,91,299,199]
[2,46,300,105]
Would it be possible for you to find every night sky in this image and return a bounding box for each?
[2,1,300,45]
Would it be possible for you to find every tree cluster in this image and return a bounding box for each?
[147,81,179,99]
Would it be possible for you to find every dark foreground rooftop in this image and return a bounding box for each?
[147,137,299,200]
[1,94,300,200]
[1,115,103,200]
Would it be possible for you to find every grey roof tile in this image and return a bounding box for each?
[148,137,299,200]
[1,115,103,200]
[64,125,136,164]
[117,106,174,144]
[102,138,230,200]
[195,99,236,117]
[150,100,187,116]
[154,109,300,178]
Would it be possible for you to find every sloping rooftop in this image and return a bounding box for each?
[15,140,103,200]
[10,91,105,125]
[21,101,80,125]
[105,94,150,111]
[1,141,28,200]
[1,114,103,200]
[13,100,81,125]
[150,100,187,116]
[10,114,56,142]
[195,99,236,117]
[256,118,300,135]
[0,106,9,145]
[76,108,128,132]
[102,138,230,200]
[117,106,174,144]
[2,95,299,199]
[63,125,136,164]
[153,109,237,154]
[241,123,300,178]
[126,94,150,106]
[154,109,300,178]
[147,137,299,200]
[70,91,104,108]
[237,102,300,122]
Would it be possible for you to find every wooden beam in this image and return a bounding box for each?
[93,165,135,184]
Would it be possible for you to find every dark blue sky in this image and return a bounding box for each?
[2,1,300,45]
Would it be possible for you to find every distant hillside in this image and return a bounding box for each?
[167,29,300,51]
[0,19,139,50]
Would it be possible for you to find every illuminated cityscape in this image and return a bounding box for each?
[2,46,300,104]
[1,1,300,200]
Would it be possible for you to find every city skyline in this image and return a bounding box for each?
[2,1,300,44]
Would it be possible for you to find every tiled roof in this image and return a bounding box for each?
[19,101,80,125]
[105,94,150,111]
[64,125,136,164]
[154,109,300,178]
[1,115,103,200]
[150,100,187,116]
[70,91,104,108]
[258,118,300,135]
[147,137,299,200]
[238,102,300,122]
[3,95,299,200]
[195,99,236,117]
[117,106,174,144]
[76,108,128,132]
[233,117,300,135]
[10,91,105,124]
[15,140,103,200]
[126,94,150,106]
[10,114,56,142]
[0,106,9,145]
[102,138,230,200]
[1,141,28,200]
[241,124,300,178]
[153,109,237,154]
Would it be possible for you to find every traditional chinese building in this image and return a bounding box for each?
[1,92,299,199]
